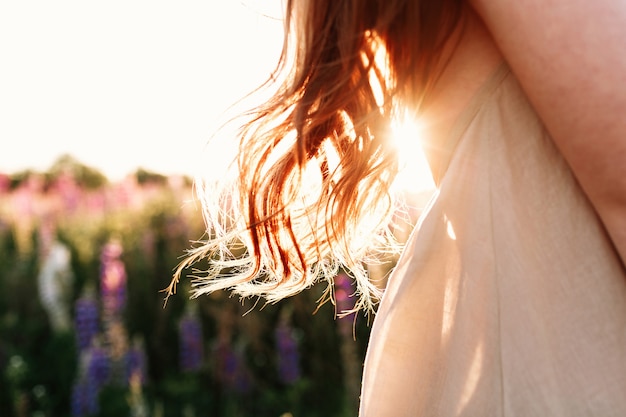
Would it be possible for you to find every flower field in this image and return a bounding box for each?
[0,156,372,417]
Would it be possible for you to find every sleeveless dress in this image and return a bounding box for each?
[359,64,626,416]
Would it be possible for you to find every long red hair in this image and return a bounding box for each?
[167,0,463,311]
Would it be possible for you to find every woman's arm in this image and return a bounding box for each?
[471,0,626,264]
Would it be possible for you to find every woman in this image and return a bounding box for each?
[169,0,626,414]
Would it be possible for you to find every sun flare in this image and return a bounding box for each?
[390,117,435,193]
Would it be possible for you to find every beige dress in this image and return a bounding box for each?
[360,64,626,416]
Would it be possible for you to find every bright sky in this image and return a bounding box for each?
[0,1,283,180]
[0,1,433,190]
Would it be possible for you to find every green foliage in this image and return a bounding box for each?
[48,154,108,189]
[0,223,77,417]
[0,161,371,417]
[134,168,168,186]
[6,154,108,191]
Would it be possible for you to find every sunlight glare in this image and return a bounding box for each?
[456,339,485,413]
[446,217,457,241]
[390,116,435,193]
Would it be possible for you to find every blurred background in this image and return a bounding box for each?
[0,1,434,416]
[0,156,384,417]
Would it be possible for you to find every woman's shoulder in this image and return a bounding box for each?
[470,0,626,265]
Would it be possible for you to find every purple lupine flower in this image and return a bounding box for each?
[71,344,107,417]
[213,338,251,394]
[83,377,100,416]
[275,319,301,385]
[335,273,356,322]
[72,343,110,416]
[70,380,83,417]
[100,240,127,320]
[233,360,252,394]
[335,272,363,405]
[104,319,130,385]
[74,293,100,352]
[88,345,110,387]
[215,338,237,380]
[126,338,147,386]
[179,312,203,372]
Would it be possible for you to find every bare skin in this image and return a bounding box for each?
[419,7,503,182]
[423,1,626,265]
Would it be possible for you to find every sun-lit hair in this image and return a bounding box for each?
[166,0,463,312]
